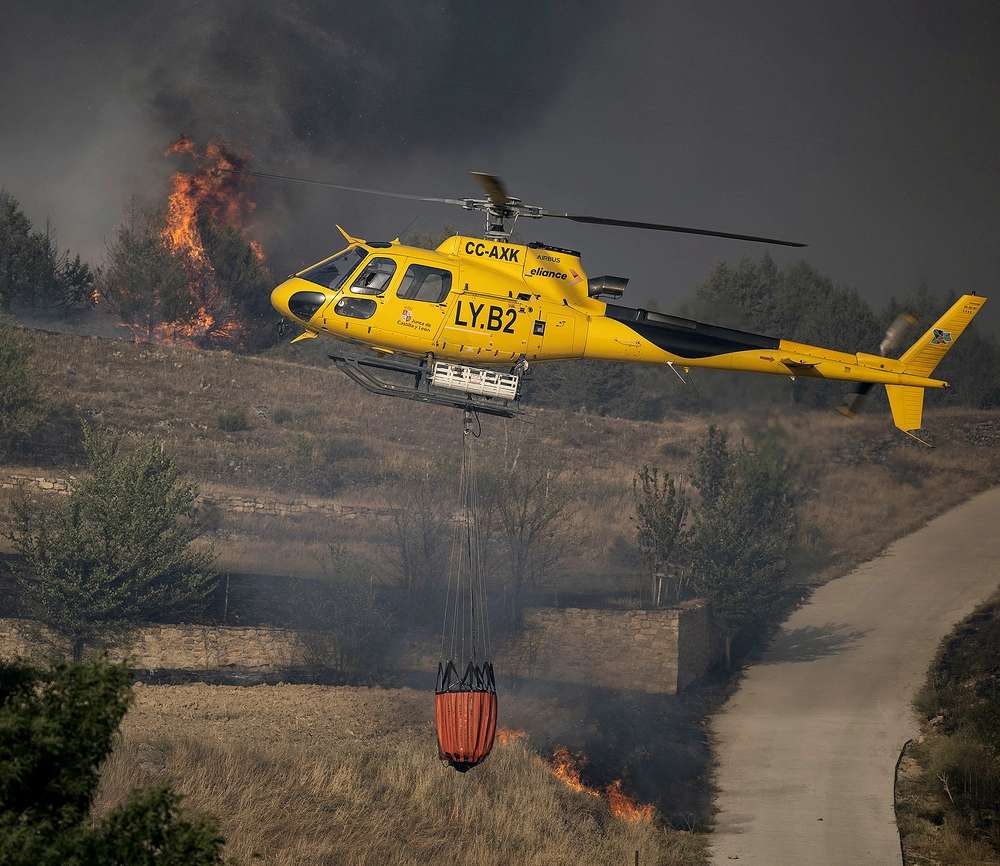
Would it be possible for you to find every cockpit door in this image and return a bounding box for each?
[437,285,535,362]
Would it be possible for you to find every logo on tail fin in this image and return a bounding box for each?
[931,328,953,346]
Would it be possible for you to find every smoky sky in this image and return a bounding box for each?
[2,0,999,333]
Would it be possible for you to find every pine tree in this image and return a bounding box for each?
[688,426,797,668]
[0,322,44,459]
[10,425,217,659]
[0,658,224,865]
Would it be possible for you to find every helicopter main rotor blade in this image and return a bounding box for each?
[544,213,807,247]
[223,168,467,207]
[470,171,510,207]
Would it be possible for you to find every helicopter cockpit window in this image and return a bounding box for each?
[333,296,377,320]
[298,247,368,290]
[396,264,452,303]
[349,257,396,296]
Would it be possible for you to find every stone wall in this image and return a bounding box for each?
[0,469,393,520]
[513,601,716,694]
[0,601,719,694]
[400,600,719,695]
[0,471,73,495]
[675,601,721,691]
[0,618,334,672]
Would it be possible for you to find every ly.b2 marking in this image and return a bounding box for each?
[455,300,516,334]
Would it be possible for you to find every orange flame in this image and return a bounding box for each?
[550,748,600,798]
[151,306,242,347]
[548,747,655,822]
[496,728,528,746]
[162,136,258,267]
[130,135,261,347]
[605,779,655,824]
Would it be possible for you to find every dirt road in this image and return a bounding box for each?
[710,486,1000,866]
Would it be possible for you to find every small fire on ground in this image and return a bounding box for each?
[496,728,528,746]
[550,747,655,824]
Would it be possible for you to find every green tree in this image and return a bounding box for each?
[0,191,94,313]
[10,425,217,659]
[0,658,223,865]
[688,426,798,668]
[96,207,191,341]
[632,466,688,605]
[690,256,889,409]
[0,322,44,459]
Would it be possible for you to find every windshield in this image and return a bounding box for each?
[298,247,368,291]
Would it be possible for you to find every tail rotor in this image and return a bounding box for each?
[837,312,917,418]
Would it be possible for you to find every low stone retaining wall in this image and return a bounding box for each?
[515,601,716,693]
[399,600,719,695]
[0,469,393,520]
[0,601,719,694]
[0,618,334,671]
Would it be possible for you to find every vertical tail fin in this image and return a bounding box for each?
[885,384,925,433]
[898,294,987,378]
[885,293,987,436]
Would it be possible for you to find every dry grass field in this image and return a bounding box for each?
[94,683,705,866]
[11,327,1000,590]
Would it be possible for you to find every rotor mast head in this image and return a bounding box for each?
[465,172,542,242]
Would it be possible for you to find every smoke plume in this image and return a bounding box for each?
[1,1,609,270]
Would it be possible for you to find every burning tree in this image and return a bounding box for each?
[96,204,191,342]
[96,137,274,349]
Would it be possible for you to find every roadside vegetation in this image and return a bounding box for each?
[896,589,1000,864]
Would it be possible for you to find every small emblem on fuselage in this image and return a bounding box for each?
[931,328,952,345]
[401,308,413,323]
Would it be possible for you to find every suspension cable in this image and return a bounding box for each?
[441,409,492,667]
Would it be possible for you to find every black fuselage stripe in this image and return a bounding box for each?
[605,304,779,359]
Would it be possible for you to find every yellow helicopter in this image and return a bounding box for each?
[264,171,986,435]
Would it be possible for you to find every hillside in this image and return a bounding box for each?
[7,326,1000,593]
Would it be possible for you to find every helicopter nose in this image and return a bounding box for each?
[271,278,331,324]
[270,279,297,320]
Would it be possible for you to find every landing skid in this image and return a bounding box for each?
[329,351,521,418]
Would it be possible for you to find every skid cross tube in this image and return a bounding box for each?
[328,350,520,418]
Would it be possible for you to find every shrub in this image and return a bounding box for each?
[0,658,224,865]
[216,408,249,432]
[921,732,1000,816]
[9,425,217,658]
[0,323,44,458]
